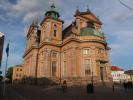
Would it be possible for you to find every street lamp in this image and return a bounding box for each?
[91,46,95,85]
[91,70,93,85]
[34,22,41,85]
[58,43,62,84]
[119,73,121,84]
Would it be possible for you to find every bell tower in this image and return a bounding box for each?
[41,4,64,44]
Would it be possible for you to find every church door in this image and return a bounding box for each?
[100,67,104,81]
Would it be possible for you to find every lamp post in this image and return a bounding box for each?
[91,70,93,85]
[119,73,121,85]
[34,23,40,85]
[3,43,9,96]
[58,43,62,84]
[35,40,39,85]
[3,53,8,96]
[91,46,95,85]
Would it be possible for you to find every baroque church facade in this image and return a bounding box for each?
[23,4,111,85]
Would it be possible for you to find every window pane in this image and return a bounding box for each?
[63,52,66,59]
[83,49,90,55]
[54,24,57,37]
[52,52,57,58]
[64,61,67,76]
[87,22,94,28]
[84,59,91,75]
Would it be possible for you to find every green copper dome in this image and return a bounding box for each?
[45,4,60,19]
[80,27,104,37]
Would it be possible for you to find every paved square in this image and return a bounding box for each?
[1,84,133,100]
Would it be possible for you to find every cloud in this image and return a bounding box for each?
[106,10,133,23]
[23,11,42,23]
[0,0,12,11]
[1,0,133,70]
[0,0,49,23]
[108,29,133,69]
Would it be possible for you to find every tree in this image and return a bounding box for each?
[6,67,13,82]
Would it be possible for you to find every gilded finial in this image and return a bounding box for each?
[75,6,80,15]
[86,5,90,12]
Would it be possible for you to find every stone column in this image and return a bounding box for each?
[91,46,96,77]
[76,18,80,35]
[44,22,51,42]
[44,48,51,77]
[72,47,77,77]
[80,48,84,77]
[44,49,47,77]
[32,50,38,78]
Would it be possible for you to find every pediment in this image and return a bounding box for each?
[80,13,102,25]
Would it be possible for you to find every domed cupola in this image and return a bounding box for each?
[45,4,60,19]
[80,22,104,37]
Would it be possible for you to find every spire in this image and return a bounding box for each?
[75,6,80,16]
[31,20,35,26]
[86,5,91,12]
[51,3,55,9]
[35,17,39,25]
[45,4,60,19]
[76,6,79,12]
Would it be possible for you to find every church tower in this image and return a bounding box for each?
[40,4,64,45]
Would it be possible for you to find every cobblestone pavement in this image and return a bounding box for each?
[1,84,133,100]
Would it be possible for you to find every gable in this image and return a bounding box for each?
[81,13,102,25]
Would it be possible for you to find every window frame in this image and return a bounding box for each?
[83,48,90,55]
[84,59,91,76]
[53,24,57,37]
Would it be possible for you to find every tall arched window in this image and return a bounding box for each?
[84,59,91,76]
[52,61,56,76]
[53,24,57,37]
[87,21,94,28]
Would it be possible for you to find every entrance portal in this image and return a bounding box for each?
[100,67,104,81]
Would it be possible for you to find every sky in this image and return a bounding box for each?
[0,0,133,73]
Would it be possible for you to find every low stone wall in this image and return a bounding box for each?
[13,76,111,87]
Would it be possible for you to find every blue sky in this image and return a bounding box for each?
[0,0,133,73]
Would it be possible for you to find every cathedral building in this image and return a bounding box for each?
[23,4,111,85]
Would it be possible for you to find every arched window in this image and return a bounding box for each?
[87,21,94,28]
[52,52,57,58]
[53,24,57,37]
[84,59,91,75]
[52,61,56,76]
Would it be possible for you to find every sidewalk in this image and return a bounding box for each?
[0,84,26,100]
[1,84,133,100]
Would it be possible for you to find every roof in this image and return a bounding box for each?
[14,64,23,68]
[80,27,104,37]
[62,24,73,39]
[74,9,102,25]
[45,4,60,19]
[111,66,124,71]
[124,70,133,75]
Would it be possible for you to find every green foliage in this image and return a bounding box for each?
[6,67,13,82]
